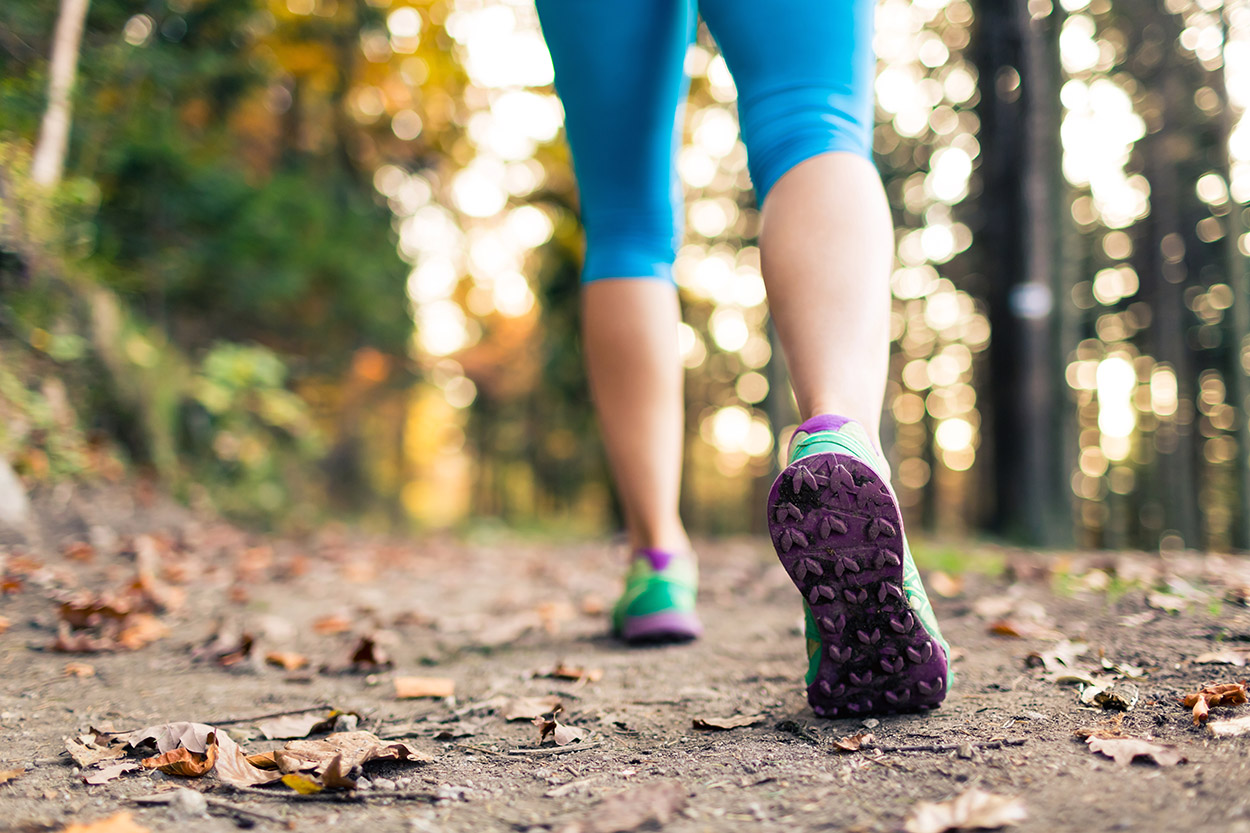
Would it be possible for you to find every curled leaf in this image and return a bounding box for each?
[141,743,217,777]
[1180,681,1248,724]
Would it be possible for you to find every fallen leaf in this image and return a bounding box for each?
[274,731,430,774]
[64,662,96,677]
[82,762,140,784]
[1181,681,1248,724]
[1207,715,1250,738]
[563,781,688,833]
[395,676,455,699]
[0,615,9,634]
[255,712,334,740]
[0,768,23,784]
[533,705,587,746]
[141,744,218,777]
[691,714,767,731]
[1026,640,1089,673]
[319,754,357,790]
[987,618,1061,640]
[52,624,119,653]
[535,662,603,684]
[127,722,215,754]
[1196,650,1250,667]
[64,542,95,562]
[504,695,563,721]
[1086,735,1186,766]
[831,731,875,753]
[349,635,392,672]
[282,773,323,794]
[1099,657,1146,679]
[65,737,125,767]
[212,730,282,787]
[59,811,150,833]
[903,789,1028,833]
[312,613,353,635]
[115,613,170,651]
[1074,715,1125,740]
[264,651,309,671]
[1080,681,1138,711]
[928,571,963,598]
[245,751,277,769]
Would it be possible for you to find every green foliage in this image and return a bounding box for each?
[183,342,325,521]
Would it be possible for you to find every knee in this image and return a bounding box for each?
[741,92,875,205]
[580,207,681,284]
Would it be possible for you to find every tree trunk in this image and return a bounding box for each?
[31,0,91,187]
[972,0,1070,545]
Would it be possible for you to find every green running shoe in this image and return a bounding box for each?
[768,414,951,717]
[611,548,702,643]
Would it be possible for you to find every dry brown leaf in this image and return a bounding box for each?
[535,662,603,684]
[1196,650,1250,667]
[349,635,392,671]
[395,676,455,699]
[82,762,140,784]
[987,618,1061,640]
[0,615,10,634]
[281,772,323,794]
[928,571,963,598]
[0,768,24,784]
[128,722,216,754]
[904,788,1028,833]
[832,731,876,753]
[562,781,688,833]
[140,743,217,777]
[1207,715,1250,738]
[1181,681,1248,724]
[504,695,563,721]
[115,613,170,651]
[312,613,353,635]
[59,811,150,833]
[691,714,767,731]
[274,731,430,774]
[64,662,96,678]
[1025,640,1089,673]
[212,730,282,787]
[319,754,357,790]
[1086,736,1186,766]
[533,706,588,746]
[64,542,95,562]
[246,751,278,769]
[65,737,125,768]
[52,625,119,654]
[264,651,309,670]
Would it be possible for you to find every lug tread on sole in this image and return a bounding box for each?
[768,453,947,718]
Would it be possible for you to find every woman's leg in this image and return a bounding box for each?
[534,2,695,554]
[582,281,690,554]
[699,0,889,438]
[759,154,893,439]
[702,0,949,713]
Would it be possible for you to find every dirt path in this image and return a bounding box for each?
[3,491,1250,832]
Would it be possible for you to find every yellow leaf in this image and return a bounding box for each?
[282,773,323,794]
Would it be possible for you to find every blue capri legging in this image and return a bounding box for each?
[534,0,877,283]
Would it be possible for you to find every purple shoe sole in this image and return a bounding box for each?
[618,610,703,644]
[768,451,947,718]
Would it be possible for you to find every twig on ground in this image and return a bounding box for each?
[207,704,334,726]
[223,785,437,802]
[507,741,603,757]
[869,738,1027,754]
[131,793,290,825]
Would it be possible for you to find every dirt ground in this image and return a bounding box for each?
[4,484,1250,833]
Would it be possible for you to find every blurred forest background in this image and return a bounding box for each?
[1,0,1248,551]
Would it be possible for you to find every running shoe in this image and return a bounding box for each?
[767,414,950,716]
[612,548,702,643]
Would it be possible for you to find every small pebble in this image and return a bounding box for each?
[357,778,373,791]
[167,788,208,818]
[862,718,880,729]
[374,777,396,791]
